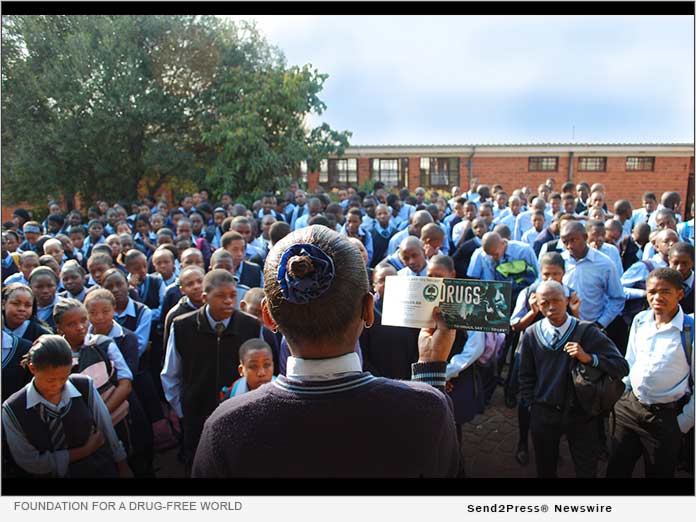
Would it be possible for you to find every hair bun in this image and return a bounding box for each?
[286,255,315,279]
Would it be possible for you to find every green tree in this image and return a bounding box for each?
[2,16,350,209]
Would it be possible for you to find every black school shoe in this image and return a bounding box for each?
[515,443,529,466]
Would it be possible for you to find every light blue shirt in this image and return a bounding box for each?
[445,331,485,379]
[36,295,62,324]
[621,254,668,300]
[293,208,314,231]
[161,306,232,418]
[466,240,539,281]
[1,377,127,477]
[3,319,30,339]
[386,228,410,256]
[678,219,694,245]
[340,224,374,265]
[521,228,540,248]
[394,204,416,229]
[561,246,624,328]
[496,211,521,235]
[599,243,624,277]
[451,219,471,247]
[625,308,693,433]
[3,272,29,286]
[114,298,152,358]
[513,210,553,241]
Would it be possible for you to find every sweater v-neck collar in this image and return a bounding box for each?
[534,317,578,351]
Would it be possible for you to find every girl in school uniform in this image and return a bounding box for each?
[1,334,130,478]
[28,266,62,331]
[2,284,53,342]
[58,260,89,302]
[53,298,153,477]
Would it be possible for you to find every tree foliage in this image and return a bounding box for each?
[1,15,351,209]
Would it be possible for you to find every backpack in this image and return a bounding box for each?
[678,314,694,475]
[494,259,537,302]
[569,322,625,417]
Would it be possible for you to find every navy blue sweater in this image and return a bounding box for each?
[192,362,459,478]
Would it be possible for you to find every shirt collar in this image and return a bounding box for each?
[2,331,14,349]
[644,307,685,332]
[684,271,694,289]
[26,379,82,410]
[205,305,231,330]
[542,313,573,338]
[3,319,30,339]
[87,320,124,338]
[37,295,61,312]
[286,352,362,381]
[115,298,136,318]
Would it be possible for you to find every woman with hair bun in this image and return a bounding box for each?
[193,225,460,478]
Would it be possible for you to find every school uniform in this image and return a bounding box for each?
[519,316,629,477]
[607,308,694,478]
[386,228,410,256]
[2,374,125,478]
[3,319,53,343]
[680,272,694,315]
[451,237,481,279]
[289,203,308,230]
[397,265,427,277]
[619,235,643,272]
[160,281,183,327]
[235,260,264,289]
[162,295,199,349]
[114,298,152,358]
[3,272,29,286]
[677,219,694,245]
[359,296,419,380]
[2,254,19,282]
[220,375,278,401]
[370,224,396,268]
[161,306,261,467]
[1,331,32,403]
[340,224,374,265]
[36,295,63,331]
[532,228,557,257]
[446,330,486,425]
[58,287,88,303]
[192,353,460,477]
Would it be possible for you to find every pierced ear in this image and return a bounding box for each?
[261,297,278,333]
[362,292,375,327]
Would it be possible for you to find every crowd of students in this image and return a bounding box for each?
[1,177,694,478]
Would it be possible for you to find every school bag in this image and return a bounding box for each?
[494,259,537,302]
[677,314,694,475]
[568,322,625,417]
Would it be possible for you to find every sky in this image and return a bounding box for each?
[224,15,694,146]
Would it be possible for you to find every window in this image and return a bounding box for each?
[419,157,459,188]
[319,160,328,183]
[528,157,559,171]
[626,156,655,171]
[371,158,407,187]
[334,158,358,184]
[578,157,606,172]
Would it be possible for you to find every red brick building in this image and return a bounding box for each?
[306,143,695,216]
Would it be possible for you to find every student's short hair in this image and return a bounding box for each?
[661,191,681,208]
[2,283,34,305]
[19,250,40,265]
[53,298,85,326]
[539,252,565,270]
[668,241,695,260]
[152,247,176,262]
[87,252,113,269]
[549,192,561,201]
[264,225,368,347]
[179,265,205,281]
[210,248,234,267]
[428,254,454,273]
[135,213,150,226]
[29,266,59,284]
[92,244,113,257]
[231,216,251,229]
[123,249,146,265]
[238,338,273,363]
[180,247,203,262]
[561,182,575,193]
[532,210,546,219]
[102,267,127,286]
[346,208,362,220]
[562,193,575,202]
[43,238,63,251]
[374,262,398,277]
[221,231,245,249]
[203,269,237,294]
[492,224,511,240]
[646,267,684,291]
[242,287,264,305]
[614,199,632,215]
[59,263,84,284]
[68,225,86,236]
[655,208,676,223]
[585,219,605,232]
[84,288,116,308]
[642,192,657,202]
[269,222,291,245]
[420,223,444,241]
[308,215,331,228]
[156,227,174,238]
[20,335,73,370]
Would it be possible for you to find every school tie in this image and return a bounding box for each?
[37,403,68,451]
[296,206,305,219]
[214,322,226,339]
[645,212,651,223]
[550,328,561,348]
[380,227,390,239]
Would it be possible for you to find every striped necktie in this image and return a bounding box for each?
[37,403,69,451]
[550,328,561,348]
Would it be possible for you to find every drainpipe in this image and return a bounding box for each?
[468,146,476,192]
[568,150,574,183]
